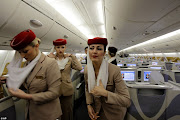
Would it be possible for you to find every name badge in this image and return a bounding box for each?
[35,76,43,79]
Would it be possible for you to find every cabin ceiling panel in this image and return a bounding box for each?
[145,5,180,36]
[105,10,153,49]
[125,40,180,54]
[146,35,180,46]
[146,41,179,53]
[171,39,180,48]
[130,22,180,50]
[105,0,180,53]
[105,0,176,21]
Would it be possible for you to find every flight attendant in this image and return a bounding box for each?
[85,37,131,120]
[108,47,118,65]
[7,29,62,120]
[48,39,82,120]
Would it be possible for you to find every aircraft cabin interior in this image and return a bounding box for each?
[1,0,180,120]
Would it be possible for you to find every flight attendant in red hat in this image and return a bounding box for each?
[84,37,131,120]
[48,39,82,120]
[7,29,62,120]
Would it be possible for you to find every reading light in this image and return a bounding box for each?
[30,19,43,28]
[142,32,150,35]
[63,35,69,39]
[112,26,117,30]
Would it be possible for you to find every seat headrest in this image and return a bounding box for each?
[149,71,164,85]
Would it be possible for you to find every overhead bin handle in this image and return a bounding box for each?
[30,19,43,27]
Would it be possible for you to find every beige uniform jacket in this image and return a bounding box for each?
[85,63,131,120]
[58,55,82,96]
[23,53,62,120]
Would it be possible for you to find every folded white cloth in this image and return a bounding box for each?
[56,57,69,70]
[108,56,116,63]
[7,51,41,90]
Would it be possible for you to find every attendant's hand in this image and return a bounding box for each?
[93,112,100,120]
[87,105,99,120]
[64,53,72,58]
[8,88,32,100]
[0,76,6,84]
[47,53,56,58]
[90,80,108,97]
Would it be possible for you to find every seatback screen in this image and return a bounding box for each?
[127,64,136,67]
[121,71,135,81]
[175,63,180,70]
[80,66,84,73]
[152,62,158,65]
[150,67,162,69]
[117,64,123,66]
[144,71,151,81]
[165,63,172,70]
[175,72,180,83]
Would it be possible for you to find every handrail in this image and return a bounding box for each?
[0,96,12,103]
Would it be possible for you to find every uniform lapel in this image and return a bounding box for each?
[26,53,45,88]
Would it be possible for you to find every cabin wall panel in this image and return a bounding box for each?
[0,50,15,76]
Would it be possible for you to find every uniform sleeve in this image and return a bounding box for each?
[105,67,131,107]
[70,55,82,71]
[84,66,93,104]
[31,61,61,104]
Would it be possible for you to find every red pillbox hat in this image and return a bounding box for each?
[53,39,67,46]
[88,37,108,46]
[10,29,36,50]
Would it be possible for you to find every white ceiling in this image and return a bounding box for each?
[0,0,180,54]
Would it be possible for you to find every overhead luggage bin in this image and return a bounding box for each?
[22,0,57,20]
[0,1,54,40]
[55,13,87,40]
[41,22,87,51]
[0,0,21,27]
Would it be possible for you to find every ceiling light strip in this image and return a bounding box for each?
[121,29,180,52]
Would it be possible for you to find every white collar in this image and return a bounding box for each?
[56,57,69,70]
[108,56,116,63]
